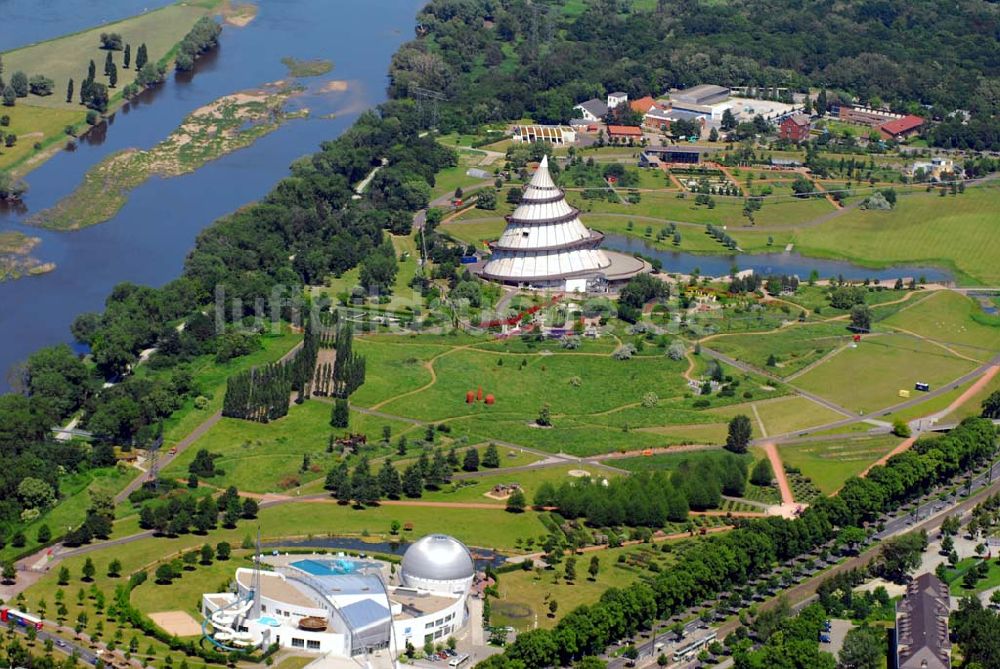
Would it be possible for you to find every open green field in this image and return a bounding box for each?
[494,543,675,630]
[941,371,1000,424]
[441,218,504,247]
[882,290,1000,362]
[945,557,1000,596]
[423,464,619,505]
[709,395,845,437]
[313,232,425,311]
[791,333,978,414]
[1,2,218,112]
[0,104,83,172]
[160,400,418,493]
[708,322,852,377]
[793,186,1000,285]
[776,435,901,494]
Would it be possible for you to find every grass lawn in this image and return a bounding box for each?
[942,371,1000,424]
[317,232,424,310]
[708,322,852,378]
[709,395,845,437]
[131,551,248,625]
[0,104,84,172]
[423,465,620,506]
[494,544,674,630]
[440,218,504,247]
[776,435,902,494]
[882,291,1000,362]
[1,2,218,112]
[160,400,418,494]
[791,333,978,415]
[945,557,1000,596]
[794,185,1000,285]
[431,161,491,200]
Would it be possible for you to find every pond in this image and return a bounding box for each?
[601,233,953,283]
[0,0,424,390]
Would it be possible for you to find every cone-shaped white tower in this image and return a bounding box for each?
[481,156,612,285]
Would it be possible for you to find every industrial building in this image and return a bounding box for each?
[479,156,647,291]
[202,534,477,659]
[668,85,733,120]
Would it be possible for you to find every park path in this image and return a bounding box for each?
[762,442,795,506]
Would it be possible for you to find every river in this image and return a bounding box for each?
[0,0,424,390]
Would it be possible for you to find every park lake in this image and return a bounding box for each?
[0,0,424,389]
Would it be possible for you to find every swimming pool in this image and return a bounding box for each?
[257,616,280,627]
[291,559,359,576]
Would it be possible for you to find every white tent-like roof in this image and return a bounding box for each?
[482,157,611,282]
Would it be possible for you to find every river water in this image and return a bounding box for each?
[0,0,424,390]
[601,233,953,283]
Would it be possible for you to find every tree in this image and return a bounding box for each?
[37,524,52,543]
[107,559,122,578]
[100,33,124,50]
[506,490,527,513]
[10,71,28,97]
[750,458,773,486]
[982,390,1000,419]
[58,566,70,585]
[28,75,54,96]
[2,561,16,584]
[476,189,497,210]
[124,44,131,69]
[3,86,16,107]
[725,415,752,453]
[82,558,96,582]
[18,477,56,510]
[135,44,148,71]
[462,447,480,472]
[879,531,926,582]
[66,78,74,103]
[838,625,882,669]
[108,64,118,88]
[564,557,577,582]
[588,556,600,580]
[216,541,231,560]
[548,600,558,617]
[536,404,552,427]
[154,564,174,584]
[331,398,349,427]
[200,543,214,564]
[104,51,114,76]
[402,464,423,498]
[483,443,500,468]
[850,304,872,332]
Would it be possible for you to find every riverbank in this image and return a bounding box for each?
[31,82,309,230]
[0,0,252,180]
[0,231,55,280]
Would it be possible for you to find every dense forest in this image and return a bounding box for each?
[391,0,1000,147]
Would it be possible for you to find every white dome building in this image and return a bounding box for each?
[480,156,648,291]
[400,534,476,595]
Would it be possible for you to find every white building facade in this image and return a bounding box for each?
[201,535,477,657]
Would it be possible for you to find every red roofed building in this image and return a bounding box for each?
[607,125,644,140]
[630,96,658,115]
[779,114,811,143]
[879,115,924,140]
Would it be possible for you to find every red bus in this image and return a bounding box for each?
[0,607,43,630]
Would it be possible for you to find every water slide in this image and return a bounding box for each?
[202,592,259,651]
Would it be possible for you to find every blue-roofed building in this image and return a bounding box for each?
[201,535,478,659]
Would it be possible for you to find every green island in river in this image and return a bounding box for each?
[31,83,309,230]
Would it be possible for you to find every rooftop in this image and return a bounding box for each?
[784,114,810,127]
[575,98,608,118]
[630,96,657,114]
[607,125,643,136]
[896,573,951,669]
[237,570,318,609]
[880,114,925,136]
